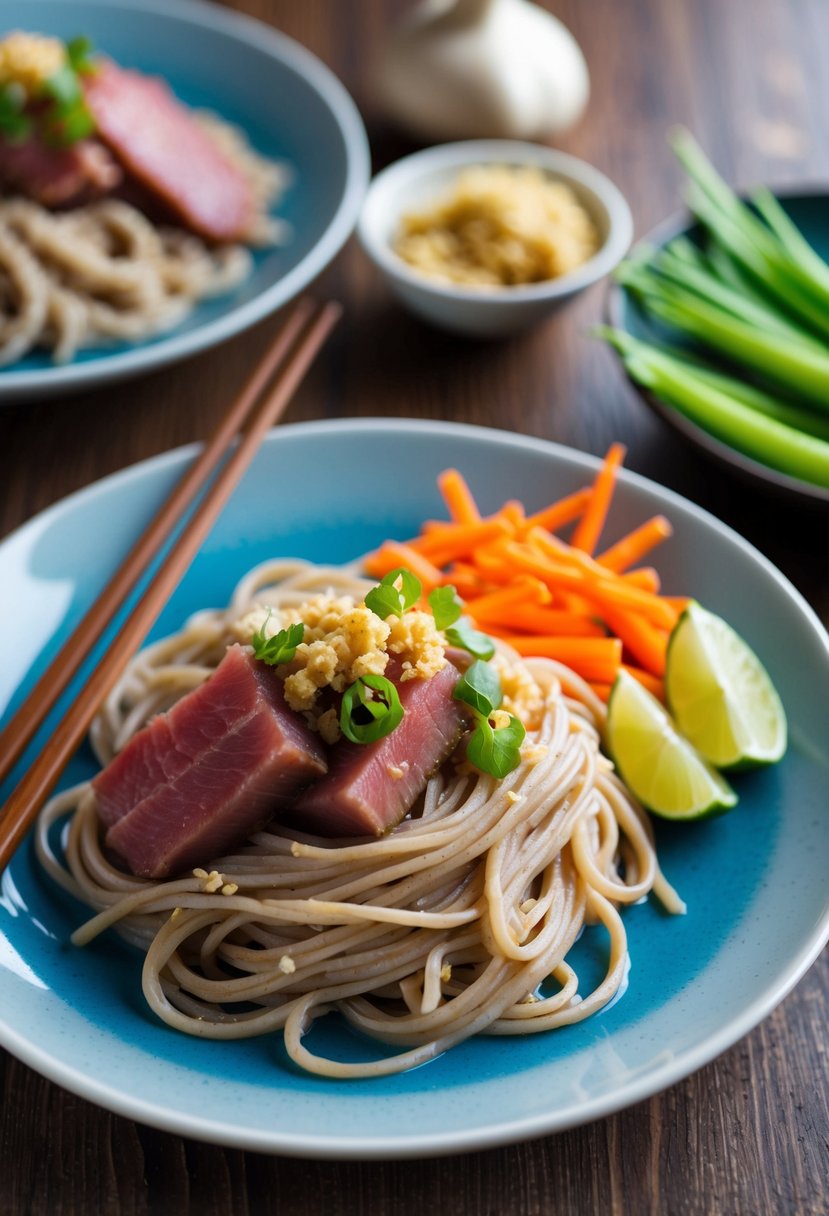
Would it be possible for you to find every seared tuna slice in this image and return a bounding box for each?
[84,61,255,241]
[290,662,470,837]
[0,134,121,207]
[93,646,326,878]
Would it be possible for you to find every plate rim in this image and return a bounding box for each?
[0,0,371,402]
[605,188,829,506]
[0,417,827,1158]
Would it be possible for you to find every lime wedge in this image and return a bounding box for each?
[665,602,787,770]
[607,669,738,819]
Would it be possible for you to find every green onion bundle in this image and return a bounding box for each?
[603,129,829,490]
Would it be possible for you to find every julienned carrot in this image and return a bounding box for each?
[363,450,685,691]
[464,577,552,615]
[602,606,670,677]
[597,515,673,573]
[570,443,626,555]
[363,542,443,590]
[522,487,591,533]
[437,468,481,524]
[414,518,513,564]
[500,542,678,630]
[502,635,623,684]
[474,604,606,638]
[620,566,661,593]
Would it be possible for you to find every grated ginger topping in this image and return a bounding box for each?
[0,32,66,92]
[233,592,447,738]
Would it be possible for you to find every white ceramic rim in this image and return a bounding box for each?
[0,418,827,1158]
[0,0,371,399]
[358,140,634,302]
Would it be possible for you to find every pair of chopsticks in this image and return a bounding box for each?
[0,295,341,872]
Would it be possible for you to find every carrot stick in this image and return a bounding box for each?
[570,444,626,555]
[620,567,661,593]
[363,542,443,589]
[501,635,623,684]
[498,500,526,528]
[464,577,552,615]
[437,469,481,524]
[415,518,513,564]
[597,515,673,573]
[602,606,670,677]
[589,683,612,703]
[500,541,677,629]
[473,604,606,637]
[522,487,591,534]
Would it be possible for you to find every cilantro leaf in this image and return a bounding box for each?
[453,660,502,718]
[466,714,526,778]
[365,567,422,619]
[428,584,464,630]
[251,614,304,666]
[445,618,496,660]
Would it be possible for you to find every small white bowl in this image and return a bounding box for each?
[357,139,633,338]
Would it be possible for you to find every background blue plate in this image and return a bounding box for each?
[0,0,369,402]
[606,191,829,505]
[0,420,827,1158]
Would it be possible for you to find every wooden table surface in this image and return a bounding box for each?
[1,1,827,1212]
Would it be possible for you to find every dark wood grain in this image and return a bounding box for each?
[0,2,827,1213]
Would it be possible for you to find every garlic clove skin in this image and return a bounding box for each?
[376,0,590,144]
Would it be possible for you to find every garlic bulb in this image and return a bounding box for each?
[376,0,590,144]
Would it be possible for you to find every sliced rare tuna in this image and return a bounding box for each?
[289,661,470,838]
[94,645,327,878]
[0,134,121,207]
[84,60,255,241]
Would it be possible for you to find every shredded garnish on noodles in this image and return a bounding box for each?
[36,558,683,1080]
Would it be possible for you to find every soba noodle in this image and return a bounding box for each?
[0,113,291,366]
[36,559,684,1079]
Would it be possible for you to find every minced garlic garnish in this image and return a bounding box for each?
[507,790,523,804]
[394,165,600,289]
[387,760,410,781]
[193,869,224,894]
[221,883,239,897]
[234,592,447,739]
[521,743,549,765]
[493,653,545,730]
[440,964,452,983]
[278,955,296,975]
[0,33,65,92]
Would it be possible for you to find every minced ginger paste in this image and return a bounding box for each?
[394,164,599,288]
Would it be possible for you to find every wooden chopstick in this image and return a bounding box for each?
[0,295,316,791]
[0,297,341,872]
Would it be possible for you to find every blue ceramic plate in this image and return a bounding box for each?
[0,420,827,1158]
[606,191,829,506]
[0,0,369,402]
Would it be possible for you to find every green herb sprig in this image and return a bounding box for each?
[0,36,97,148]
[453,660,526,778]
[365,567,422,619]
[251,613,305,666]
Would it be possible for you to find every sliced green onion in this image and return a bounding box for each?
[340,674,404,744]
